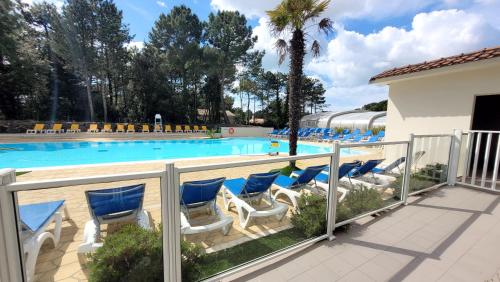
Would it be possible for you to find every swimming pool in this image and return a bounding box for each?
[0,138,362,169]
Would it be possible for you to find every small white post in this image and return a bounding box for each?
[447,130,462,186]
[162,162,181,282]
[402,134,414,204]
[326,142,340,241]
[0,169,24,282]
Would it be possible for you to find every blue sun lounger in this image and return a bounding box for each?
[20,200,69,281]
[272,165,328,208]
[349,159,385,178]
[364,135,380,143]
[313,161,362,186]
[372,157,406,174]
[78,184,151,253]
[180,177,233,235]
[268,129,279,137]
[222,172,287,229]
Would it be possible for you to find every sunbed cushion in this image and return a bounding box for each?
[296,165,328,184]
[339,161,361,178]
[273,175,298,189]
[224,172,280,196]
[181,177,225,206]
[244,172,280,194]
[86,184,145,217]
[223,177,248,196]
[315,173,329,183]
[20,200,65,233]
[348,159,384,177]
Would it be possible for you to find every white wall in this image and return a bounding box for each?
[221,127,273,137]
[383,62,500,168]
[385,63,500,142]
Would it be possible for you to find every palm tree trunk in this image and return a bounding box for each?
[288,29,305,164]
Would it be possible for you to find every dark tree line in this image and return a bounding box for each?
[361,100,387,111]
[0,0,326,126]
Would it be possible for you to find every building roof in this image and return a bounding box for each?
[369,46,500,83]
[300,110,386,130]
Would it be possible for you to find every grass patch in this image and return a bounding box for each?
[198,228,307,278]
[16,171,30,176]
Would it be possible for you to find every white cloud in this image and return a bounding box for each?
[156,1,166,8]
[22,0,64,10]
[210,0,441,20]
[303,9,500,109]
[126,41,145,50]
[210,0,278,18]
[217,1,500,110]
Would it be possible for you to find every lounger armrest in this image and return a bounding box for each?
[180,211,191,233]
[231,196,257,214]
[78,220,102,253]
[181,208,233,235]
[137,209,152,230]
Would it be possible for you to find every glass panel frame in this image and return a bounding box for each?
[174,153,335,281]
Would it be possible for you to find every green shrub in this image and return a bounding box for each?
[333,127,345,134]
[291,193,327,237]
[181,241,205,282]
[391,165,445,196]
[335,202,352,223]
[342,185,384,216]
[371,126,385,135]
[291,187,385,233]
[88,224,205,282]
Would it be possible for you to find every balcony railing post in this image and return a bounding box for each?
[402,134,415,204]
[163,162,181,282]
[326,142,340,241]
[447,129,462,186]
[0,169,24,282]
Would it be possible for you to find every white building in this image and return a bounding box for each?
[299,110,386,132]
[370,46,500,141]
[371,46,500,173]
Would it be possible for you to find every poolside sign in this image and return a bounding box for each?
[269,140,280,156]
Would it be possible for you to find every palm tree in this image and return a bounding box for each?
[267,0,333,163]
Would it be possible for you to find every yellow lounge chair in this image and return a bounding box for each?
[26,123,45,134]
[101,124,113,133]
[165,125,172,133]
[66,123,81,133]
[116,124,125,133]
[127,124,135,133]
[154,124,162,133]
[193,125,200,132]
[200,125,208,133]
[87,124,99,133]
[184,125,192,133]
[175,125,183,133]
[142,124,150,133]
[45,123,63,134]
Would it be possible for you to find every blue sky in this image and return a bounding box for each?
[116,0,416,42]
[29,0,500,111]
[115,0,261,42]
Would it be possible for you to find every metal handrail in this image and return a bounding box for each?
[338,140,409,148]
[5,170,164,192]
[177,153,335,173]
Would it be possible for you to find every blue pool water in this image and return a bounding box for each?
[0,138,362,169]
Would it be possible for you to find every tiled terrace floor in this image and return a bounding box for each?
[233,186,500,282]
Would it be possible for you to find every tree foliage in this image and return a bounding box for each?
[361,100,387,111]
[0,0,327,126]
